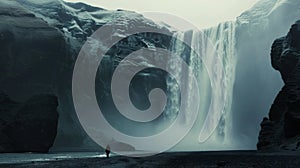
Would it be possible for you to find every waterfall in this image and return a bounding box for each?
[165,32,185,120]
[201,21,237,145]
[167,21,237,149]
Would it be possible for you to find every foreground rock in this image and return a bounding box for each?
[0,91,59,153]
[257,20,300,150]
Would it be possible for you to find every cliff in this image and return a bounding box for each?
[0,0,172,151]
[232,0,300,147]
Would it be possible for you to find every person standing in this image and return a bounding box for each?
[105,145,110,158]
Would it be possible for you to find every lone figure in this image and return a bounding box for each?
[105,145,110,158]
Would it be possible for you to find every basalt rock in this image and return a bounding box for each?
[258,20,300,150]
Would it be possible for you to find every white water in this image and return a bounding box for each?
[167,21,237,150]
[202,21,237,146]
[0,152,105,164]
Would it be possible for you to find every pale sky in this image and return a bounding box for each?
[65,0,260,29]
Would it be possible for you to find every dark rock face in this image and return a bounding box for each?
[0,91,59,153]
[0,1,66,100]
[0,1,65,152]
[258,20,300,150]
[0,0,173,151]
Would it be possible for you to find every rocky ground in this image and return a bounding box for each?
[1,151,300,168]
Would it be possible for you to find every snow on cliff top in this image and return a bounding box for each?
[237,0,299,25]
[15,0,169,39]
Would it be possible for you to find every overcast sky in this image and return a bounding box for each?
[65,0,260,29]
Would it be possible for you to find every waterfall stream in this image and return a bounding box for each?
[167,21,237,149]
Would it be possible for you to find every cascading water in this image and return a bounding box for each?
[201,21,237,146]
[165,32,185,120]
[167,21,237,150]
